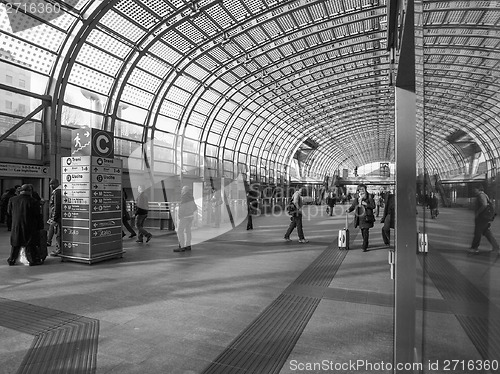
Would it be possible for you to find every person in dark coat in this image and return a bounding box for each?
[135,184,152,243]
[7,184,43,266]
[428,192,439,219]
[246,190,258,230]
[346,184,375,252]
[326,191,336,216]
[380,191,395,246]
[174,186,197,252]
[0,188,16,225]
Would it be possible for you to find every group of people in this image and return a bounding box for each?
[283,184,395,251]
[5,179,498,264]
[5,179,61,266]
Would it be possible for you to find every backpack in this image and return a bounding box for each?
[484,197,496,222]
[286,202,297,216]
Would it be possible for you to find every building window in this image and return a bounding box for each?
[6,75,13,84]
[19,79,25,88]
[5,100,12,110]
[18,104,26,113]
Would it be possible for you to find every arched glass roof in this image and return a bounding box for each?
[0,0,498,182]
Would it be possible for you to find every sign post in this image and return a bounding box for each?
[60,127,124,264]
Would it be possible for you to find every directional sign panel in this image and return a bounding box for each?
[62,227,90,243]
[92,226,122,239]
[64,173,90,183]
[91,190,121,198]
[62,242,90,258]
[62,204,89,212]
[63,189,90,198]
[63,197,90,205]
[92,173,121,184]
[92,157,121,168]
[91,183,121,191]
[92,219,119,229]
[63,182,90,190]
[62,211,90,220]
[61,150,124,264]
[91,166,121,175]
[63,156,91,166]
[91,197,120,205]
[63,165,90,173]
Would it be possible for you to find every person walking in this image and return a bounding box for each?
[375,193,383,217]
[246,190,258,230]
[135,185,152,243]
[48,179,62,256]
[326,191,335,216]
[469,184,499,254]
[174,186,197,252]
[211,188,222,228]
[380,191,395,246]
[284,187,309,243]
[0,188,16,226]
[428,192,439,219]
[7,184,44,266]
[346,184,375,252]
[5,186,20,231]
[122,190,136,238]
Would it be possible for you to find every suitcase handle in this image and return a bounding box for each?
[345,211,348,228]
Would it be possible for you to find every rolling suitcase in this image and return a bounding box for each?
[338,212,350,250]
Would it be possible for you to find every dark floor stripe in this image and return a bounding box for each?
[201,244,347,374]
[292,242,348,287]
[422,252,490,303]
[0,298,99,374]
[421,252,500,364]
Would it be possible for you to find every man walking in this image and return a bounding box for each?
[284,187,309,243]
[135,185,152,243]
[469,184,499,254]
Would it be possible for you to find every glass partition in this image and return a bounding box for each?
[415,0,500,371]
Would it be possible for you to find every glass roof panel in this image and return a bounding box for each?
[121,84,154,109]
[68,63,114,94]
[87,28,132,59]
[137,55,172,77]
[0,0,497,179]
[149,40,183,65]
[114,1,159,29]
[161,29,192,54]
[77,43,123,76]
[100,10,146,43]
[128,69,162,93]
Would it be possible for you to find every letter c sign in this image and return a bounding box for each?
[92,130,114,158]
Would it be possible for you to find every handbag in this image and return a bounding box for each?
[364,207,375,223]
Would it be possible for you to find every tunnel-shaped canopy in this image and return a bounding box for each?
[0,0,498,182]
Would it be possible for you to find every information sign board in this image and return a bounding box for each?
[60,129,124,264]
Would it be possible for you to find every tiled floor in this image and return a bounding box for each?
[0,204,498,374]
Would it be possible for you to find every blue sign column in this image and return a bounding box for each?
[60,127,124,264]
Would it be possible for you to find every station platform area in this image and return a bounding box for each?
[0,205,499,374]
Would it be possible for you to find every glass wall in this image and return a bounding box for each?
[414,0,500,371]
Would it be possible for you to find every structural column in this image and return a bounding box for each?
[393,0,417,371]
